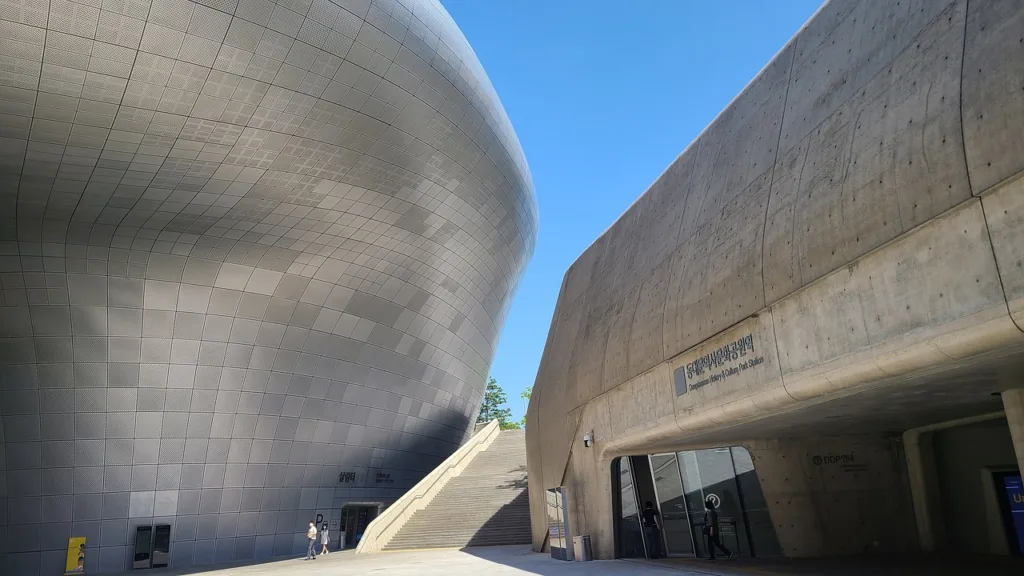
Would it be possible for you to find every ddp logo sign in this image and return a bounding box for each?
[812,453,855,466]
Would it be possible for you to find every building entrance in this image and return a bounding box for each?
[612,447,780,560]
[342,504,380,549]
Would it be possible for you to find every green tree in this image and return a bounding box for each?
[478,377,519,429]
[519,386,533,429]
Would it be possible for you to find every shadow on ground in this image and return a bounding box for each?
[457,463,531,547]
[456,545,679,575]
[632,552,1024,576]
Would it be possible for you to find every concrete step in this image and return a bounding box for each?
[387,538,532,546]
[385,534,532,545]
[401,518,531,529]
[383,429,533,551]
[421,496,526,505]
[404,510,530,520]
[393,528,532,538]
[401,516,531,525]
[394,529,532,539]
[386,538,532,546]
[423,496,526,502]
[387,533,531,542]
[399,516,532,528]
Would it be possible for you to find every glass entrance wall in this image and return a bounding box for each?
[678,449,706,552]
[691,448,748,557]
[680,446,781,558]
[731,447,782,557]
[650,453,695,556]
[613,446,781,559]
[613,457,647,558]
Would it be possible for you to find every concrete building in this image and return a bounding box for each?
[526,0,1024,562]
[0,0,536,573]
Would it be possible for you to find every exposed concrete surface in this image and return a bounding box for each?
[527,0,1024,561]
[1002,389,1024,476]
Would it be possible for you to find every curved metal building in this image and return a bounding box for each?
[0,0,536,573]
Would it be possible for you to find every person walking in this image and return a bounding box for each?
[320,522,330,555]
[305,520,318,560]
[703,499,733,560]
[641,501,662,559]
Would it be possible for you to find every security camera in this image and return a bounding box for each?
[583,432,593,448]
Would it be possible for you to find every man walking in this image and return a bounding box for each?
[641,501,662,559]
[703,499,733,560]
[305,520,318,560]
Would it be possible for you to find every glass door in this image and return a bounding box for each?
[546,487,572,560]
[695,448,746,555]
[343,508,357,548]
[649,453,696,556]
[678,450,709,557]
[615,457,647,558]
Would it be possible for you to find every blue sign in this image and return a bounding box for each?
[1003,474,1024,554]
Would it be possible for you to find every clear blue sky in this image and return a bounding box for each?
[440,0,823,421]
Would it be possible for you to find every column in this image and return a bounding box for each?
[903,430,941,551]
[1003,388,1024,475]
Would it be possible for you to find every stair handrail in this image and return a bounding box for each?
[355,419,502,553]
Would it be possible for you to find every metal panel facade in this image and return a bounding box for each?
[0,0,537,572]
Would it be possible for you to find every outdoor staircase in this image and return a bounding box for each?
[383,429,531,550]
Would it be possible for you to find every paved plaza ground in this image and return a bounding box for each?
[114,545,1024,576]
[632,553,1024,575]
[114,546,681,576]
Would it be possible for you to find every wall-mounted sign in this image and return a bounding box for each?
[812,453,866,473]
[674,334,764,396]
[338,471,357,483]
[374,472,394,484]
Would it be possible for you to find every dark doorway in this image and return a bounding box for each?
[133,525,153,569]
[342,504,379,549]
[152,525,170,568]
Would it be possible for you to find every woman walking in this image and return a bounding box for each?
[320,523,330,555]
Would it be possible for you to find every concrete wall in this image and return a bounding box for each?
[527,0,1024,559]
[747,434,915,557]
[932,419,1017,554]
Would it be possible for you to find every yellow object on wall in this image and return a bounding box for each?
[64,537,86,575]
